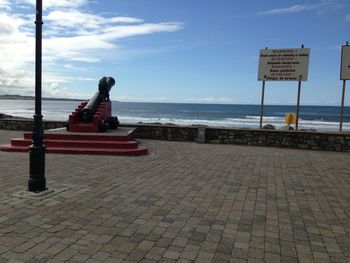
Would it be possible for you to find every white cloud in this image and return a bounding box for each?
[258,4,317,15]
[0,13,34,70]
[45,10,144,32]
[102,23,183,40]
[346,14,350,21]
[21,0,88,9]
[258,0,344,15]
[42,81,91,99]
[0,1,183,98]
[189,97,233,104]
[110,95,234,104]
[44,36,117,63]
[0,0,10,10]
[41,22,183,63]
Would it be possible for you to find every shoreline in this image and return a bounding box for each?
[0,113,31,120]
[1,112,349,132]
[1,96,350,107]
[0,95,82,101]
[0,113,316,132]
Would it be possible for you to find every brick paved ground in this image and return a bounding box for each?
[0,129,349,263]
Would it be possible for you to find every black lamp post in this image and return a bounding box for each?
[28,0,46,192]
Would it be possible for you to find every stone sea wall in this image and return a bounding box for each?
[0,118,65,131]
[0,118,349,152]
[133,124,350,152]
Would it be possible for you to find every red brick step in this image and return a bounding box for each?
[10,138,139,149]
[0,127,148,156]
[0,144,148,156]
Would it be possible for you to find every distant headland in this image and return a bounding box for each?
[0,94,81,101]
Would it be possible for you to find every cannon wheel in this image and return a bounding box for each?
[114,117,120,128]
[109,116,119,129]
[99,120,108,132]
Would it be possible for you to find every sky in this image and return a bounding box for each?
[0,0,349,105]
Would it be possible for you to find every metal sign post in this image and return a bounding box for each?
[260,79,266,129]
[259,47,268,129]
[295,80,302,130]
[28,0,46,192]
[340,80,347,132]
[339,41,349,132]
[295,44,305,131]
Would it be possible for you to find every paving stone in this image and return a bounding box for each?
[45,243,68,256]
[12,242,37,253]
[155,237,173,248]
[137,240,155,251]
[171,237,188,247]
[125,248,146,261]
[264,252,281,262]
[70,253,90,262]
[163,250,180,260]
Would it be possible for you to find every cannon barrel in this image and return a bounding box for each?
[80,77,115,122]
[99,77,115,100]
[80,92,100,122]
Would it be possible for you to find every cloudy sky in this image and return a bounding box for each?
[0,0,349,105]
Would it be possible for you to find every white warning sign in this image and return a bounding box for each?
[341,45,350,80]
[258,48,310,81]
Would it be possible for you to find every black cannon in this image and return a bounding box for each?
[67,76,119,132]
[80,77,115,122]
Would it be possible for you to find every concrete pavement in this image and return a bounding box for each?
[0,129,349,263]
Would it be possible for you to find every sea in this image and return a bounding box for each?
[0,99,349,132]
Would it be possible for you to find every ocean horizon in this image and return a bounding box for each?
[0,99,349,132]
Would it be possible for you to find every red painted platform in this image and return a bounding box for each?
[0,127,148,156]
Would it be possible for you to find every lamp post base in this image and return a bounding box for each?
[28,144,46,192]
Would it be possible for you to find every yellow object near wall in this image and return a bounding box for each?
[285,113,297,125]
